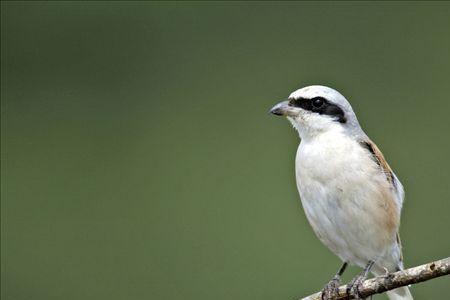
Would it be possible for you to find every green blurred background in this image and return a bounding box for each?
[2,2,450,300]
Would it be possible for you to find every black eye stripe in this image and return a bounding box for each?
[288,97,347,123]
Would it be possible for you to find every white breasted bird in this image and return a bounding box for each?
[270,85,412,300]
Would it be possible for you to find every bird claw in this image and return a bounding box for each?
[321,275,341,300]
[346,274,365,299]
[346,261,374,299]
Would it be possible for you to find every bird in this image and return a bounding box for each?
[269,85,412,300]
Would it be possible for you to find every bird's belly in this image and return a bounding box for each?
[299,186,380,266]
[296,144,397,267]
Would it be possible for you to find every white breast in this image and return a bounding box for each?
[295,130,400,268]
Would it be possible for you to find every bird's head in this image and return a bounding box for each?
[270,85,363,140]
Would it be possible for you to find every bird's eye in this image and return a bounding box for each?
[312,97,324,108]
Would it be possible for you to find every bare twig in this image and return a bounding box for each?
[301,256,450,300]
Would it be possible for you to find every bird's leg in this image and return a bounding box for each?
[346,260,374,299]
[321,262,348,300]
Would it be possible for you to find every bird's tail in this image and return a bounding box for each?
[386,286,413,300]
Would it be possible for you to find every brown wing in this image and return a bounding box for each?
[361,139,403,267]
[360,139,395,186]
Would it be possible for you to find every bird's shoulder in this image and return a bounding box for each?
[358,138,405,206]
[358,139,395,185]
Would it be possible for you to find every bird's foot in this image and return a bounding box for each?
[346,273,365,299]
[379,267,396,280]
[346,260,374,299]
[321,275,341,300]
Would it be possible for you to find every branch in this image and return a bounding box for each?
[301,257,450,300]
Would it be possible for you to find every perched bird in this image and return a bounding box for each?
[270,85,412,300]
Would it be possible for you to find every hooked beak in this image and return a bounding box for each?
[269,100,292,116]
